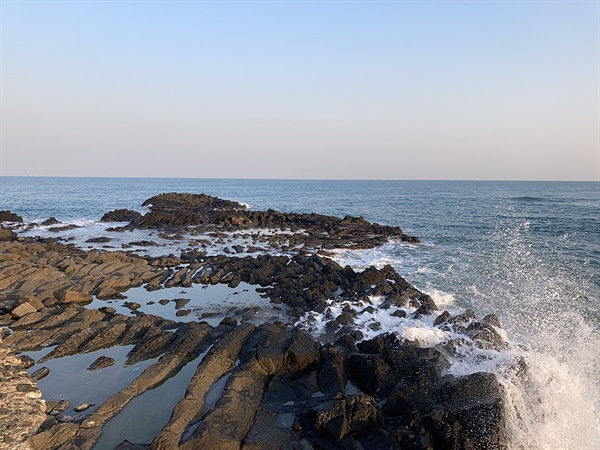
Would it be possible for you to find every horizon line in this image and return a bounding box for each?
[0,175,598,183]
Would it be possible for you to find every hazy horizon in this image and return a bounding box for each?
[1,1,598,181]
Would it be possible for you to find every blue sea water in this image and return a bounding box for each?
[1,176,599,448]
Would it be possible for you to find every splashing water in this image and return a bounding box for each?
[326,217,600,449]
[478,219,600,449]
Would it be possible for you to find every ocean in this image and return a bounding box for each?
[1,176,599,448]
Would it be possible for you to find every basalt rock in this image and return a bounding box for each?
[344,334,507,450]
[0,210,23,222]
[124,192,419,248]
[87,356,116,371]
[100,209,143,223]
[40,217,61,226]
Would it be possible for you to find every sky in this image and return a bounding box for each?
[1,1,598,181]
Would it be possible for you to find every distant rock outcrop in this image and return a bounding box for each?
[127,192,419,248]
[0,210,23,223]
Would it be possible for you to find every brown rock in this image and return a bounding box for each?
[58,290,93,304]
[88,356,116,371]
[10,302,37,318]
[0,224,16,241]
[22,297,45,311]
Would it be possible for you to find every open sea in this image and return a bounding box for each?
[1,176,599,449]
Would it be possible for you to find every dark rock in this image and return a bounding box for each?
[447,310,477,328]
[392,309,407,319]
[483,313,502,328]
[217,316,238,329]
[124,302,141,311]
[413,293,437,316]
[16,383,38,394]
[74,403,95,412]
[175,309,191,317]
[40,217,61,226]
[241,306,261,323]
[86,236,112,243]
[283,332,321,374]
[336,312,355,326]
[466,322,507,350]
[0,224,16,241]
[98,306,116,315]
[38,415,59,432]
[303,395,383,444]
[55,413,74,423]
[49,224,80,232]
[0,210,23,222]
[433,311,451,326]
[158,299,170,305]
[357,428,401,450]
[356,333,398,355]
[129,240,157,247]
[100,209,143,223]
[87,356,116,371]
[431,372,508,449]
[31,366,50,380]
[173,298,190,309]
[349,354,396,398]
[318,346,347,395]
[142,192,245,212]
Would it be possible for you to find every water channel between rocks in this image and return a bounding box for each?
[24,281,289,448]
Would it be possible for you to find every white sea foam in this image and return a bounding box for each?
[14,222,305,258]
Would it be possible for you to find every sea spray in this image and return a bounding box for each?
[478,218,600,449]
[323,226,600,449]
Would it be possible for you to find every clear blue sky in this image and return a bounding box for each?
[1,1,598,180]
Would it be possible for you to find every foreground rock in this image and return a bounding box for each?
[11,309,510,450]
[0,334,46,450]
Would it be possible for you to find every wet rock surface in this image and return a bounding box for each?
[0,194,512,449]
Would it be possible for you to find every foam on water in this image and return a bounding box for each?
[13,221,304,258]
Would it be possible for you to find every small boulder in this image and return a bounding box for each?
[40,217,61,226]
[86,236,112,243]
[174,298,190,309]
[87,356,116,371]
[74,403,95,412]
[124,302,141,311]
[10,302,37,318]
[31,367,50,381]
[219,317,238,327]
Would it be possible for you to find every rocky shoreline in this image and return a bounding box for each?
[0,193,515,449]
